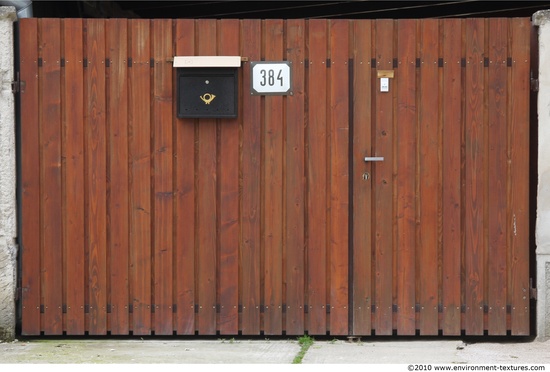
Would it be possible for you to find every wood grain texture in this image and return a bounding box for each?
[306,19,329,335]
[40,18,63,335]
[487,18,508,335]
[218,19,240,335]
[152,19,174,335]
[19,18,533,337]
[263,19,284,335]
[85,18,108,335]
[196,19,218,335]
[441,19,463,336]
[464,18,485,335]
[395,19,417,336]
[63,18,85,335]
[285,19,306,335]
[174,19,196,335]
[20,18,41,335]
[417,19,439,336]
[351,19,373,336]
[373,19,393,335]
[240,19,262,335]
[509,18,530,335]
[106,18,130,335]
[129,19,152,335]
[329,19,349,336]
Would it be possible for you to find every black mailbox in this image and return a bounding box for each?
[177,67,238,119]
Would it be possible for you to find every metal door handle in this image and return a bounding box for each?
[364,156,384,162]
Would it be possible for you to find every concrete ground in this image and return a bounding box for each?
[1,337,550,365]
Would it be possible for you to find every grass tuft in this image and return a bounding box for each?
[292,335,314,364]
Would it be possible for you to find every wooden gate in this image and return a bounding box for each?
[19,18,531,336]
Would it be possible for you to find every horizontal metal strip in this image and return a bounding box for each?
[57,303,516,315]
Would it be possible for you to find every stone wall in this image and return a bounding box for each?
[0,5,17,342]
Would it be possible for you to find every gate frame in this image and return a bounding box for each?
[0,10,547,340]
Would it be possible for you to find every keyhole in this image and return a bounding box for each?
[362,172,370,181]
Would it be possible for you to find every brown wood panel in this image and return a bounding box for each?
[284,19,306,336]
[20,18,41,335]
[196,19,218,335]
[240,19,262,335]
[263,19,284,335]
[329,19,349,336]
[106,18,130,335]
[174,19,196,335]
[441,18,463,336]
[417,19,440,336]
[509,18,531,335]
[464,18,485,335]
[395,19,417,336]
[152,19,174,335]
[63,18,85,335]
[373,19,393,335]
[85,18,108,335]
[351,19,373,336]
[218,19,240,335]
[487,18,508,335]
[129,19,152,335]
[40,18,63,335]
[19,17,533,337]
[306,19,328,335]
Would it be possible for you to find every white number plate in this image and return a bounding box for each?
[251,61,292,95]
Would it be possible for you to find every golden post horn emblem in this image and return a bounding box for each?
[200,93,216,105]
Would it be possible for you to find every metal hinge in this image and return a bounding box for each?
[530,278,537,300]
[11,73,25,93]
[531,78,539,92]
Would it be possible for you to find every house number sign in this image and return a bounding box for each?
[251,61,292,95]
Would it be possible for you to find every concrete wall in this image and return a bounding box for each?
[0,5,17,342]
[534,10,550,340]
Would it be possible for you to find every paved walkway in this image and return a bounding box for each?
[1,337,549,365]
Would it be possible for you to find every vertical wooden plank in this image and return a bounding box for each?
[306,19,328,335]
[487,18,508,335]
[152,19,174,336]
[509,18,530,335]
[129,19,151,335]
[63,18,85,335]
[441,19,463,336]
[351,19,372,336]
[240,19,262,335]
[196,19,217,335]
[218,19,240,335]
[395,19,417,336]
[373,19,393,336]
[329,19,349,336]
[263,19,284,335]
[418,19,439,336]
[106,18,129,335]
[285,19,306,335]
[85,18,107,335]
[174,19,196,335]
[40,18,63,335]
[464,18,485,335]
[20,18,41,335]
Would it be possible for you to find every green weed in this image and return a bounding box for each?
[292,335,314,364]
